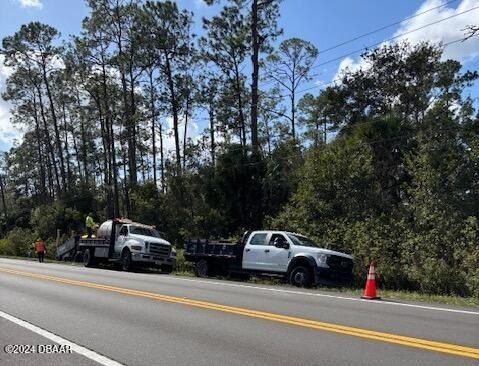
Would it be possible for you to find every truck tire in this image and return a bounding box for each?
[289,265,312,288]
[121,249,132,272]
[73,251,82,263]
[194,259,209,278]
[161,265,173,274]
[83,249,95,267]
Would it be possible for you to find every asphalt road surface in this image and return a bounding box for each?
[0,258,478,366]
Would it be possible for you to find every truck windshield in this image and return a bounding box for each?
[130,226,161,238]
[287,234,320,248]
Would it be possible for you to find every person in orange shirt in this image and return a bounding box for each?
[34,238,47,263]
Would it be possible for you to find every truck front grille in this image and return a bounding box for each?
[148,242,170,257]
[327,255,353,273]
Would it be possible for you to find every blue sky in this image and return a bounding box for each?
[1,0,478,152]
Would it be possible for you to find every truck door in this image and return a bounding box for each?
[242,232,269,271]
[263,233,291,272]
[115,225,128,254]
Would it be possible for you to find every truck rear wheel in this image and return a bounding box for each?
[194,259,209,278]
[83,249,95,267]
[121,249,132,272]
[160,265,173,274]
[289,265,312,288]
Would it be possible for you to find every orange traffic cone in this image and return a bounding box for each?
[361,261,381,300]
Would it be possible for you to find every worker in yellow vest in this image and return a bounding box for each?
[85,213,96,238]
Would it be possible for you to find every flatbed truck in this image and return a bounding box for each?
[184,230,353,287]
[56,218,176,272]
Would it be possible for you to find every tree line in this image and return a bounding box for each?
[0,0,478,297]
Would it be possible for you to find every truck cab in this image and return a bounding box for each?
[242,231,353,287]
[113,222,176,272]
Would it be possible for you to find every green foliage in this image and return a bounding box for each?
[262,140,303,219]
[0,3,478,299]
[199,145,266,233]
[271,132,378,232]
[0,227,36,257]
[130,182,162,226]
[31,202,83,240]
[174,249,192,274]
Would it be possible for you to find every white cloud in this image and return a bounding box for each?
[332,55,373,83]
[332,0,479,82]
[16,0,43,9]
[0,55,18,152]
[90,65,122,87]
[194,0,207,9]
[333,57,364,81]
[393,0,479,61]
[161,115,201,155]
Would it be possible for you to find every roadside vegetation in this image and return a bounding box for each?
[0,1,478,299]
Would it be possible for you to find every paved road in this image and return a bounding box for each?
[0,258,478,366]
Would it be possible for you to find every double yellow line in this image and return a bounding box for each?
[1,267,478,360]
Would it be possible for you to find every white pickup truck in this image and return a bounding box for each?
[184,230,353,287]
[56,219,176,272]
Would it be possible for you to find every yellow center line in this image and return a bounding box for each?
[1,267,478,359]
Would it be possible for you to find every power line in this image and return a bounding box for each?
[319,0,459,55]
[256,34,479,105]
[308,5,479,74]
[260,2,475,88]
[180,33,477,130]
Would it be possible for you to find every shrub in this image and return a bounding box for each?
[0,228,36,257]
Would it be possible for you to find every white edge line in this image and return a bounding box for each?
[0,310,124,366]
[164,276,479,316]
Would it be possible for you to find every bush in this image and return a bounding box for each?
[30,202,83,240]
[0,238,10,256]
[174,249,192,274]
[409,258,466,296]
[0,228,36,257]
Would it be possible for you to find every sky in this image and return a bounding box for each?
[0,0,478,153]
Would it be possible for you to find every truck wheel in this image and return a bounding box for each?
[194,259,209,278]
[289,266,312,288]
[83,249,95,267]
[161,265,173,274]
[73,251,82,263]
[121,249,132,272]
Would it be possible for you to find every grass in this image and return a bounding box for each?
[247,276,479,306]
[2,254,478,307]
[339,288,479,307]
[176,270,479,307]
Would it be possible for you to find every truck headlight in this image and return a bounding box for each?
[171,248,177,257]
[317,253,328,265]
[131,245,142,251]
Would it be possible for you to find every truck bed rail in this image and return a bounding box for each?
[184,239,239,258]
[78,238,109,247]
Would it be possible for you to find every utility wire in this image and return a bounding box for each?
[256,34,479,105]
[319,0,459,56]
[140,33,476,134]
[309,5,479,73]
[260,2,475,88]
